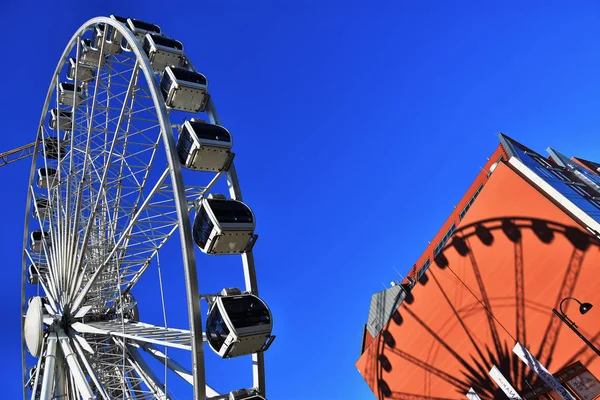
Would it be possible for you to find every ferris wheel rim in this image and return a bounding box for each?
[21,16,206,399]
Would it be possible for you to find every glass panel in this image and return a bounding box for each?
[176,126,195,165]
[189,122,231,143]
[192,207,213,249]
[434,223,456,256]
[208,199,252,224]
[222,296,270,329]
[149,34,183,50]
[130,19,161,33]
[171,68,207,85]
[417,258,430,279]
[142,39,152,55]
[111,15,128,24]
[60,82,75,92]
[32,231,48,240]
[459,184,483,220]
[159,72,173,101]
[222,297,269,330]
[206,305,229,351]
[38,168,57,177]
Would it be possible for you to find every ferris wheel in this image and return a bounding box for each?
[20,16,274,400]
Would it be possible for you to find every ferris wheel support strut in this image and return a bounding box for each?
[39,333,58,400]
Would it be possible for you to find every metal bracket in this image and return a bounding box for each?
[244,234,259,253]
[260,335,276,352]
[220,152,235,172]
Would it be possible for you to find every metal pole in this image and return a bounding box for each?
[552,308,600,357]
[40,334,58,400]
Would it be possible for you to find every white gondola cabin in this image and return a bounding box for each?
[67,58,95,83]
[160,67,209,112]
[94,23,122,54]
[193,195,257,254]
[80,39,106,66]
[33,198,50,220]
[49,108,72,131]
[30,231,51,252]
[59,82,83,106]
[228,389,266,400]
[44,137,67,160]
[36,168,58,189]
[177,120,233,172]
[27,263,48,285]
[206,289,274,358]
[142,34,184,72]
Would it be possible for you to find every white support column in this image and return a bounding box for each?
[39,334,58,400]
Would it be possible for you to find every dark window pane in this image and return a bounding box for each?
[111,15,128,23]
[39,168,57,177]
[206,305,229,351]
[171,68,207,85]
[208,199,252,224]
[222,296,270,329]
[149,34,183,50]
[159,72,173,100]
[130,19,160,33]
[177,125,195,165]
[189,122,231,143]
[60,82,80,92]
[193,208,213,249]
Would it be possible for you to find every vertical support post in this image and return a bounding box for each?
[39,334,58,400]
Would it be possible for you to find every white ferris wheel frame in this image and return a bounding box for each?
[20,16,266,400]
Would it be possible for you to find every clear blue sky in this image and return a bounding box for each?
[1,1,600,399]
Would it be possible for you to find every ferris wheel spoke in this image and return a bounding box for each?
[72,319,199,350]
[56,329,95,400]
[135,341,220,395]
[71,167,170,312]
[68,25,107,227]
[71,335,111,400]
[72,60,141,275]
[115,339,172,400]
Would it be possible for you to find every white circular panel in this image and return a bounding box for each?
[24,296,44,357]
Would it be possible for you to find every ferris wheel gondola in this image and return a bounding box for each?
[66,58,95,83]
[161,66,210,112]
[35,167,57,189]
[193,195,258,254]
[21,15,273,400]
[176,120,233,171]
[206,288,275,358]
[58,82,83,106]
[142,33,184,72]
